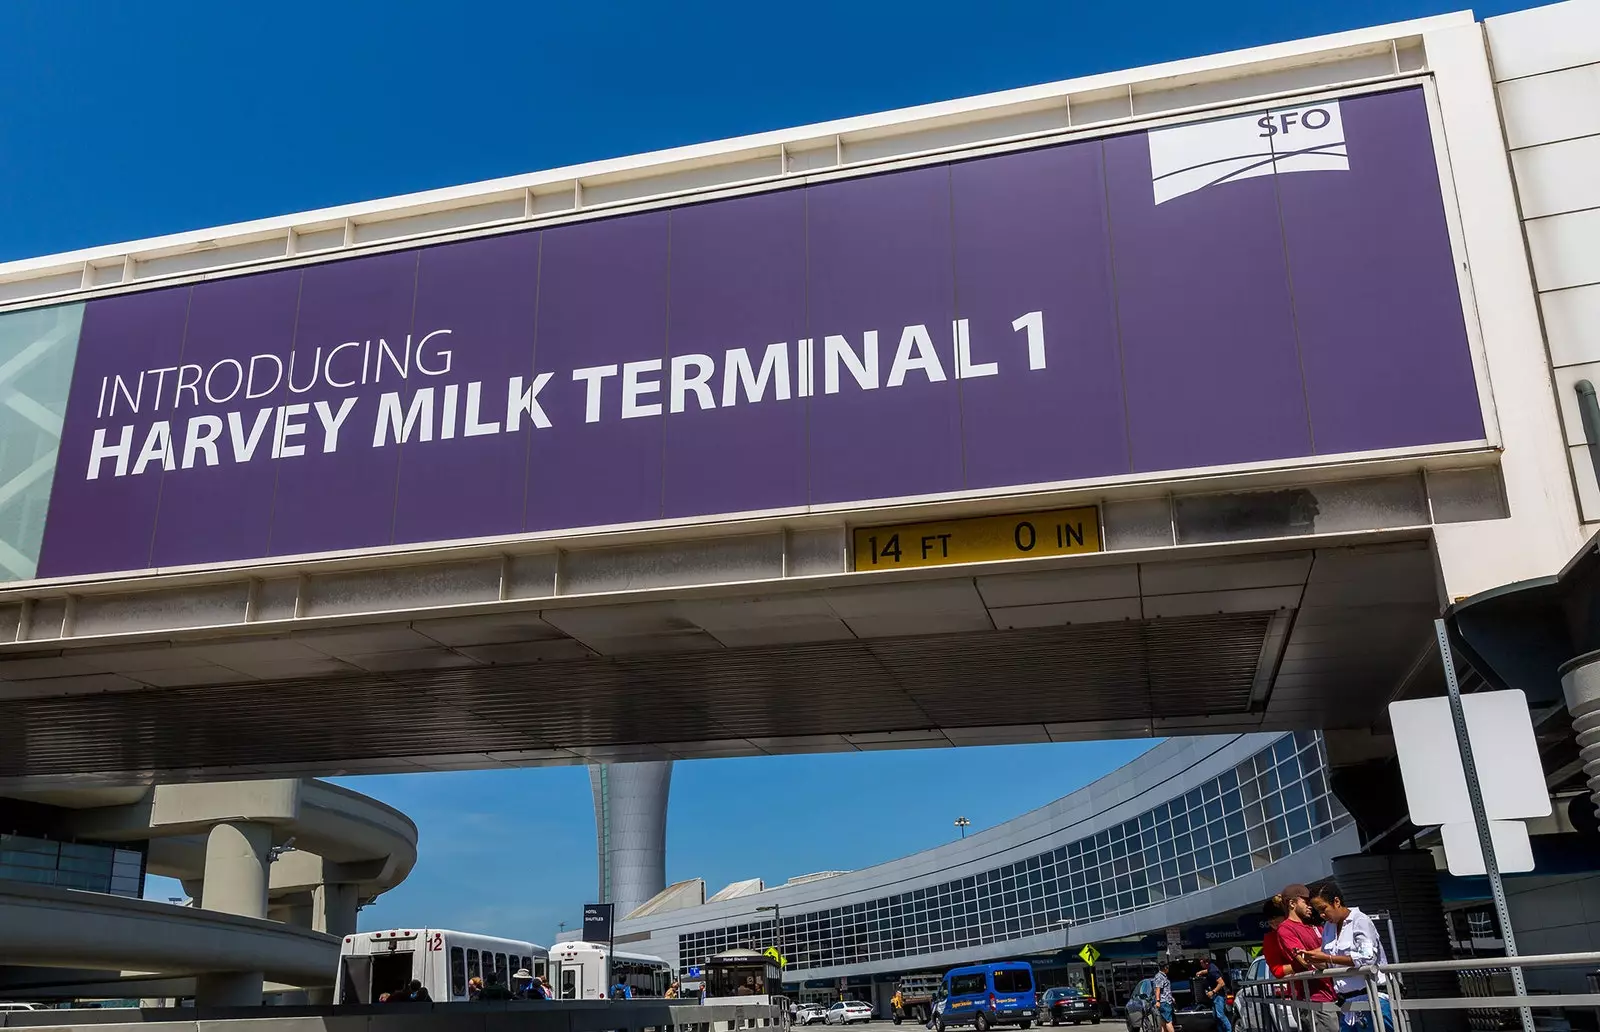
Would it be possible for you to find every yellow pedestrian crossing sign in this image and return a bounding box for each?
[1249,946,1263,960]
[763,946,787,968]
[1079,944,1100,966]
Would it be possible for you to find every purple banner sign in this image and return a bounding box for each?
[34,87,1483,580]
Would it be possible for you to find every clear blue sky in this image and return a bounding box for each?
[17,0,1542,945]
[0,0,1542,264]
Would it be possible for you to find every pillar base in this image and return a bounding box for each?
[195,971,265,1008]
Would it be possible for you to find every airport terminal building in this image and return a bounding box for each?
[604,733,1355,1007]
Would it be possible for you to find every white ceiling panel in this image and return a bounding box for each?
[0,655,103,680]
[342,649,482,673]
[676,594,838,630]
[824,579,988,619]
[293,626,440,656]
[184,639,331,664]
[539,601,699,639]
[990,597,1142,630]
[975,565,1141,608]
[707,622,856,648]
[411,612,563,647]
[1139,552,1312,595]
[580,631,725,657]
[846,609,993,638]
[132,665,252,688]
[944,724,1052,746]
[219,656,360,680]
[0,673,147,699]
[744,734,855,753]
[455,639,594,664]
[1141,585,1302,618]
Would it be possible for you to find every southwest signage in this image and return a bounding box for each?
[13,86,1484,582]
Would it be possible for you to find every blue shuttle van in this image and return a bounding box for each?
[940,962,1037,1032]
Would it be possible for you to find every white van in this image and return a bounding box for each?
[337,929,547,1003]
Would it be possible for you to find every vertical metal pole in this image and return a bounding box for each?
[1433,620,1533,1032]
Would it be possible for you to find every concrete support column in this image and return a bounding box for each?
[197,822,271,1008]
[1560,652,1600,820]
[314,882,360,937]
[201,822,271,918]
[195,971,265,1009]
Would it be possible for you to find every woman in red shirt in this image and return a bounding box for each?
[1261,896,1295,979]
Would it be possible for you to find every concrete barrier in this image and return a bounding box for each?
[0,1000,789,1032]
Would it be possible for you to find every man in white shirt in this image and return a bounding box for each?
[1295,880,1392,1032]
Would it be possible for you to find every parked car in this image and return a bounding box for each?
[1123,978,1216,1032]
[797,1004,829,1025]
[1041,987,1099,1026]
[826,1001,875,1025]
[941,962,1037,1031]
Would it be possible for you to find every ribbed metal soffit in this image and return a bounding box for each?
[0,613,1269,779]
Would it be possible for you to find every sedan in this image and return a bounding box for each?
[797,1005,829,1026]
[826,1001,875,1025]
[1042,988,1100,1026]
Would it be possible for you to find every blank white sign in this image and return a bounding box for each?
[1441,820,1536,876]
[1389,689,1550,826]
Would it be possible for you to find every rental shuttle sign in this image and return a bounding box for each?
[14,86,1485,581]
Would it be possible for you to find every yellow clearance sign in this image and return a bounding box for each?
[853,506,1101,571]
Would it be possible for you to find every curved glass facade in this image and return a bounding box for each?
[678,732,1348,974]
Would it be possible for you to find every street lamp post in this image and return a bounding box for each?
[954,817,971,838]
[757,904,783,962]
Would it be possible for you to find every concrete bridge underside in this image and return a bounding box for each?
[0,534,1442,786]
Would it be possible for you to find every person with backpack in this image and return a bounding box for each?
[611,978,634,1000]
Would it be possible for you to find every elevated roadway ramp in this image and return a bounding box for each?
[0,883,336,993]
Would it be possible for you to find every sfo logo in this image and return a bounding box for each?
[1147,100,1348,204]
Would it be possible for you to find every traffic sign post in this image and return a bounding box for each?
[1430,621,1533,1032]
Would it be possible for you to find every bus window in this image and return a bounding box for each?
[498,954,509,983]
[467,948,481,985]
[451,947,466,999]
[523,956,533,978]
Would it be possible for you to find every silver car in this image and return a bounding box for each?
[826,1001,875,1025]
[798,1005,830,1025]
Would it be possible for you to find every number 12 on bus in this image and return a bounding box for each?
[852,506,1101,571]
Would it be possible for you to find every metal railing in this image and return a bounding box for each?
[0,998,790,1032]
[1233,951,1600,1032]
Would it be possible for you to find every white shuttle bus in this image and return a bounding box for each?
[547,940,673,1000]
[337,929,548,1004]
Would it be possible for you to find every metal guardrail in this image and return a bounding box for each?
[0,999,790,1032]
[1233,951,1600,1032]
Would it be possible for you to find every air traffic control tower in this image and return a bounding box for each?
[590,762,673,921]
[2,0,1600,1008]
